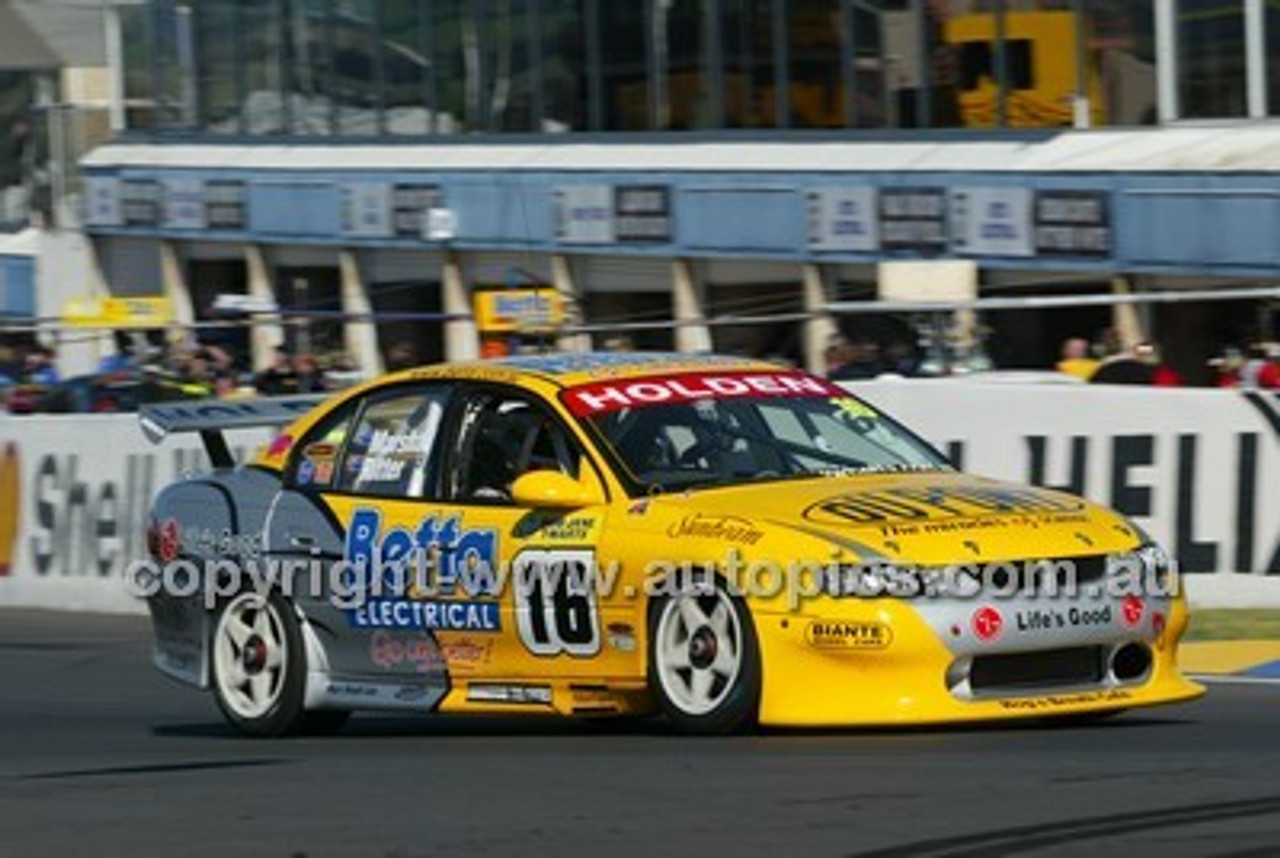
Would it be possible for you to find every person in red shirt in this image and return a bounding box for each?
[1258,346,1280,389]
[1209,348,1244,388]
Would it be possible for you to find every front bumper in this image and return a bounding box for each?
[753,593,1205,726]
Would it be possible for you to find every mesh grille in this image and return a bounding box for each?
[969,646,1105,693]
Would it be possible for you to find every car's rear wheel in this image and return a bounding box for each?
[211,591,345,737]
[648,577,761,734]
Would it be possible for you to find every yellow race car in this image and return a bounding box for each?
[137,352,1204,736]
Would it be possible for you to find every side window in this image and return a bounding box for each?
[447,392,582,504]
[335,387,450,498]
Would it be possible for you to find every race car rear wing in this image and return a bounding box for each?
[138,394,327,468]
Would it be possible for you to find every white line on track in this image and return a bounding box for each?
[1189,674,1280,686]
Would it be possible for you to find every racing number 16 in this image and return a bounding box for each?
[514,549,601,657]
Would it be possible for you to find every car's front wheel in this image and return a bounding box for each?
[211,590,345,737]
[648,577,761,734]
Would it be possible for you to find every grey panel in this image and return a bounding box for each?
[265,489,450,700]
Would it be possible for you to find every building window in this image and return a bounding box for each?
[721,0,778,128]
[1177,0,1247,119]
[380,0,432,135]
[484,0,538,132]
[1266,4,1280,116]
[283,0,335,135]
[542,3,587,131]
[785,0,846,128]
[331,0,382,135]
[1088,2,1156,126]
[120,3,157,130]
[196,1,244,133]
[241,0,287,134]
[120,0,1176,136]
[651,0,722,130]
[599,2,649,130]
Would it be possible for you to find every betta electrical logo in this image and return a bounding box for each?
[0,443,19,576]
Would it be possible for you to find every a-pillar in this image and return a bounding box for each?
[442,249,478,361]
[552,253,591,353]
[245,244,285,371]
[338,250,383,378]
[801,263,839,374]
[672,258,712,353]
[158,240,196,350]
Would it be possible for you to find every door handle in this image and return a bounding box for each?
[287,532,316,549]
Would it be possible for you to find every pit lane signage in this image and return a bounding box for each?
[162,178,206,231]
[120,179,161,226]
[552,185,614,244]
[879,187,948,252]
[1033,190,1111,257]
[807,187,878,252]
[950,187,1033,257]
[83,176,122,227]
[205,181,246,230]
[615,185,671,243]
[343,183,394,238]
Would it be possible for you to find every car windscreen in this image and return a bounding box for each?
[560,370,951,493]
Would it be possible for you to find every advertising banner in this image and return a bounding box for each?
[0,418,271,614]
[846,379,1280,582]
[473,288,565,333]
[3,383,1279,614]
[61,296,173,329]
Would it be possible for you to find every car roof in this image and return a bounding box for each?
[395,351,790,388]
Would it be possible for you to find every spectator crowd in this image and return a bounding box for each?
[0,338,360,414]
[4,323,1280,414]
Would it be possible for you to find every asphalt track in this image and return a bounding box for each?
[0,610,1276,858]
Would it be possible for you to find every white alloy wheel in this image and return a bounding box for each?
[213,592,289,721]
[654,586,745,717]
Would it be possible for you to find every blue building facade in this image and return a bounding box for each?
[79,2,1280,381]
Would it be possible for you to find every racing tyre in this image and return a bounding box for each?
[648,576,761,735]
[211,590,330,737]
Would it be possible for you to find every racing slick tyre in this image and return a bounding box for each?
[648,576,762,735]
[211,590,343,737]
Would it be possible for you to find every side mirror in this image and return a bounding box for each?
[511,470,605,509]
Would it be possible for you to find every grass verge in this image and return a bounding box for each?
[1185,609,1280,641]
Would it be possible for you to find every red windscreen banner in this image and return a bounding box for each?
[560,370,844,416]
